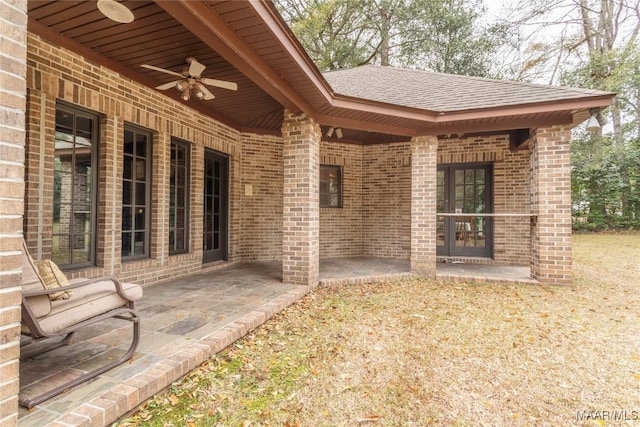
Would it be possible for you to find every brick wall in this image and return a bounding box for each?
[320,141,364,257]
[530,126,572,285]
[0,0,26,424]
[239,133,283,261]
[411,136,438,276]
[24,33,246,285]
[281,111,320,286]
[362,142,412,258]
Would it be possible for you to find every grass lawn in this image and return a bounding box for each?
[118,233,640,426]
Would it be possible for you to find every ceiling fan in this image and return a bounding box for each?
[141,57,238,101]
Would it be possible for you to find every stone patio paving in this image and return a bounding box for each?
[18,258,532,426]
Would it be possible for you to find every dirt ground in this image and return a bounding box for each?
[121,233,640,427]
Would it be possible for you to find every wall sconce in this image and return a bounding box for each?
[586,110,601,133]
[326,127,334,137]
[335,128,343,139]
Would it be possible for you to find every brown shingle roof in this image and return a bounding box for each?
[323,65,612,113]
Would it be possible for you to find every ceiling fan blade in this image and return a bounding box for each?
[199,84,215,100]
[141,64,183,78]
[201,78,238,91]
[155,80,180,90]
[188,58,206,78]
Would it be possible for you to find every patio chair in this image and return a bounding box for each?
[19,240,142,408]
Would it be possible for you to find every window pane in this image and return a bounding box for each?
[134,232,145,255]
[122,232,131,257]
[122,207,132,230]
[123,180,131,204]
[135,208,145,230]
[123,156,133,180]
[136,134,147,156]
[124,130,134,154]
[135,158,146,180]
[465,169,474,184]
[136,182,146,205]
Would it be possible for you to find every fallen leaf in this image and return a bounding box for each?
[168,394,179,406]
[355,415,381,423]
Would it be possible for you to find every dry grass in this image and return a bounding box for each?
[119,233,640,427]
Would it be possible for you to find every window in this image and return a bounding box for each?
[169,138,190,254]
[122,125,152,259]
[320,165,342,208]
[53,104,98,268]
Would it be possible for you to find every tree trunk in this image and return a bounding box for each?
[379,1,390,66]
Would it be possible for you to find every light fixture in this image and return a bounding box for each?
[586,110,600,133]
[97,0,134,23]
[175,80,187,92]
[194,82,206,99]
[326,127,344,138]
[180,87,190,101]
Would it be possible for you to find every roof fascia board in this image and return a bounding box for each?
[418,114,574,136]
[330,93,614,125]
[157,1,313,117]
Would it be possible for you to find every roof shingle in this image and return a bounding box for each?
[323,65,611,113]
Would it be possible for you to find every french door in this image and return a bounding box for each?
[203,149,228,263]
[436,164,493,258]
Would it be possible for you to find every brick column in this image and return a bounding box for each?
[281,111,320,286]
[530,126,572,285]
[0,0,27,424]
[410,135,438,277]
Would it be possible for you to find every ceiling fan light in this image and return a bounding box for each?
[175,80,186,92]
[194,82,206,99]
[180,87,190,101]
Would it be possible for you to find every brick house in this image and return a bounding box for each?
[1,0,614,424]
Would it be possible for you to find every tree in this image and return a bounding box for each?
[506,0,640,228]
[276,0,377,70]
[274,0,508,77]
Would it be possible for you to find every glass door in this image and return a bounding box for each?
[437,164,492,257]
[203,149,228,263]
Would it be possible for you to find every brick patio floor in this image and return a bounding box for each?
[18,258,532,426]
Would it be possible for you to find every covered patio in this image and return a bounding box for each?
[1,1,616,425]
[18,260,531,426]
